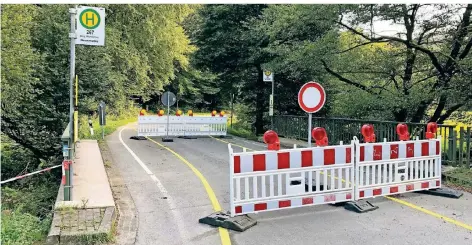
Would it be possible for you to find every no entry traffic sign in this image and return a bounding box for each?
[298,82,326,113]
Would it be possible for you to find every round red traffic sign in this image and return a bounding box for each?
[298,81,326,113]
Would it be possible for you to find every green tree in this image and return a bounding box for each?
[323,4,472,122]
[191,4,270,133]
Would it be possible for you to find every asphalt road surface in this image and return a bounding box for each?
[107,124,472,245]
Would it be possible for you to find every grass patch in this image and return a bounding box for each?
[228,127,258,141]
[1,210,51,245]
[77,232,110,245]
[78,114,137,140]
[444,167,472,188]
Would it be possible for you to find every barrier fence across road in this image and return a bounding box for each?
[228,135,442,217]
[199,122,463,232]
[137,115,228,137]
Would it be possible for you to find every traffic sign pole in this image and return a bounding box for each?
[161,91,176,142]
[166,95,170,138]
[308,113,312,147]
[271,78,274,129]
[66,6,77,202]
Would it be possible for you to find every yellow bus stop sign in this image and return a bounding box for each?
[79,8,101,29]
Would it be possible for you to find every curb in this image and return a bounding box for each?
[100,139,138,245]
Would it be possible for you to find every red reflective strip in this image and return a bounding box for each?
[324,194,336,202]
[63,160,71,170]
[279,200,291,208]
[302,197,313,205]
[359,191,365,198]
[324,149,335,165]
[390,186,399,193]
[253,154,266,172]
[254,203,267,211]
[436,141,440,155]
[421,182,429,189]
[61,175,66,185]
[436,180,440,187]
[346,193,352,199]
[406,143,415,158]
[390,144,399,159]
[277,152,290,169]
[234,156,241,173]
[373,145,382,160]
[360,146,365,161]
[345,148,352,163]
[373,188,382,196]
[406,184,414,191]
[421,142,429,156]
[301,150,313,167]
[235,206,242,214]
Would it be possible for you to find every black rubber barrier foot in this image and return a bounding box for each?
[199,211,257,232]
[417,188,463,199]
[183,136,197,139]
[219,135,233,139]
[130,136,147,140]
[162,137,174,142]
[344,200,379,213]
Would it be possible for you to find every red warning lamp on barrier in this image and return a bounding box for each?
[158,110,164,116]
[312,127,328,146]
[263,130,280,150]
[176,109,182,116]
[188,110,193,116]
[361,124,376,143]
[139,109,146,116]
[396,123,410,141]
[426,122,438,139]
[211,110,217,117]
[220,111,225,117]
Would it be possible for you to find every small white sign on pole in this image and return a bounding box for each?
[76,6,105,46]
[263,71,273,82]
[269,94,274,116]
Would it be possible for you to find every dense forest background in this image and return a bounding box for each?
[1,4,471,243]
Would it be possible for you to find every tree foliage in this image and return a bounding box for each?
[192,4,472,127]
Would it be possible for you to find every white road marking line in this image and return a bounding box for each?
[119,126,188,242]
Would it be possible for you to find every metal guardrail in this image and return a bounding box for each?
[273,115,471,167]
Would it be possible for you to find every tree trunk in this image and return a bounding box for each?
[393,108,408,122]
[254,66,265,134]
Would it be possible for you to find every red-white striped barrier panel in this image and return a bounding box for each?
[229,142,355,217]
[359,180,441,199]
[233,145,352,173]
[359,139,440,162]
[355,137,441,200]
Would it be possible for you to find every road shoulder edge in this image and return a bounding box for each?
[99,137,138,245]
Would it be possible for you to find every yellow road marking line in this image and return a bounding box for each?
[385,196,472,231]
[144,136,231,245]
[209,135,472,231]
[209,135,254,151]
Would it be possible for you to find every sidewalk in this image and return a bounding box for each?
[47,140,116,244]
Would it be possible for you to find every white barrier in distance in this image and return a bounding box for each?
[137,115,227,137]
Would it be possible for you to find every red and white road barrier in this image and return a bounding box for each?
[228,125,443,217]
[355,137,441,199]
[1,164,62,185]
[229,140,355,217]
